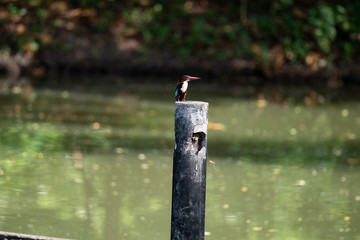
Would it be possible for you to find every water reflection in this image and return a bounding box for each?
[0,78,359,239]
[206,160,360,239]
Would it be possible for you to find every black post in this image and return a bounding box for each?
[171,101,208,240]
[0,231,73,240]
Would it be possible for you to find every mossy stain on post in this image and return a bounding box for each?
[171,101,208,240]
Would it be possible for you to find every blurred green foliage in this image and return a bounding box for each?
[0,0,359,64]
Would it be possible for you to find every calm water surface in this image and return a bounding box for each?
[0,76,359,240]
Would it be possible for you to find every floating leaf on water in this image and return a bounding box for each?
[208,122,226,131]
[141,163,149,170]
[273,168,280,174]
[115,147,126,154]
[61,91,69,99]
[346,132,356,140]
[74,178,83,184]
[256,99,267,108]
[333,148,342,156]
[294,106,301,114]
[296,179,306,186]
[290,128,297,135]
[341,109,349,117]
[138,153,146,160]
[252,227,263,231]
[92,122,101,129]
[225,215,237,224]
[72,150,82,160]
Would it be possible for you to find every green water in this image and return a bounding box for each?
[0,76,359,240]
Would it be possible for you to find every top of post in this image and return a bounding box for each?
[175,101,209,107]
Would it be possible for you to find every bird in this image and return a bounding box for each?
[175,75,200,101]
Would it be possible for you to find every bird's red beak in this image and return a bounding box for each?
[188,76,200,81]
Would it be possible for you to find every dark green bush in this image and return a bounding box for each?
[0,1,359,64]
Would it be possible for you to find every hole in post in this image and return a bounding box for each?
[192,132,206,153]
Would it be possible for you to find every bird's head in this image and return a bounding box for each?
[180,75,200,82]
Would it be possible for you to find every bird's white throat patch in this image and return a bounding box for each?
[180,81,188,92]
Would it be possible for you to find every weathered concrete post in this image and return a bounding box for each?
[171,101,208,240]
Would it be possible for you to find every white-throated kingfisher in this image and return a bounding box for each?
[175,75,200,101]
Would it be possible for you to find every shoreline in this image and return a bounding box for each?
[1,48,360,88]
